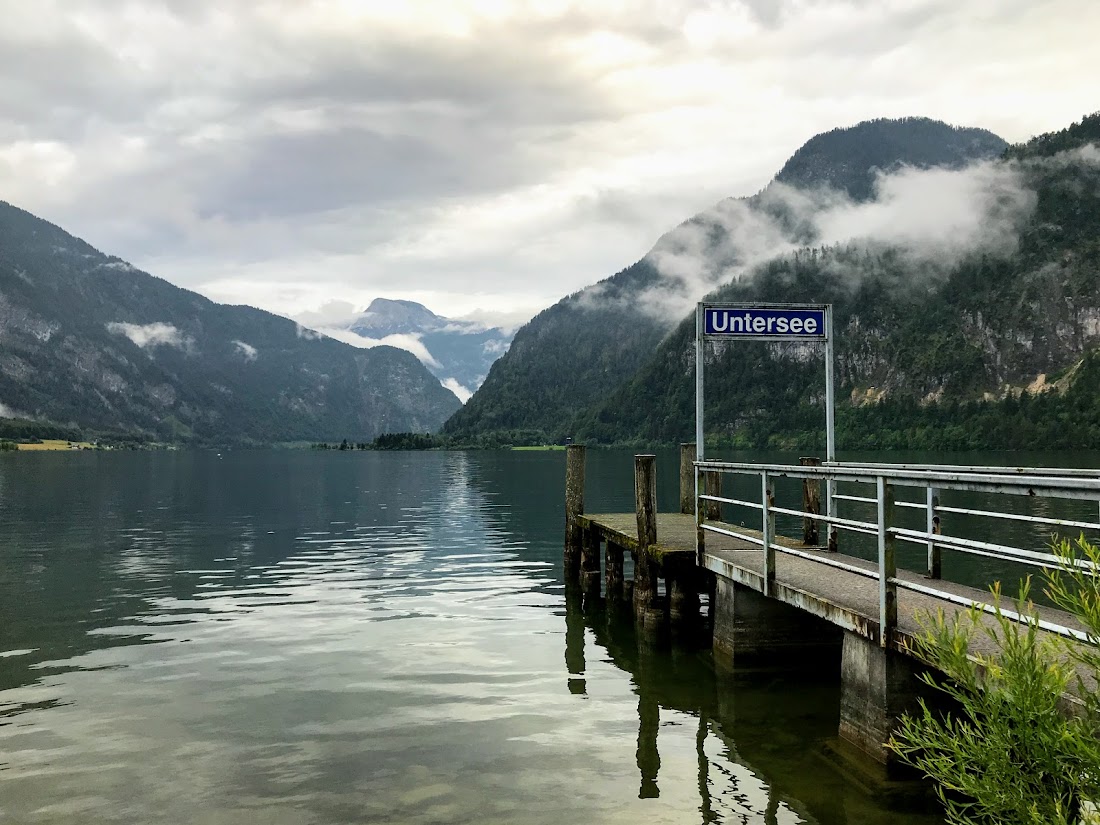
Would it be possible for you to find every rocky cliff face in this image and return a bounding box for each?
[0,202,460,443]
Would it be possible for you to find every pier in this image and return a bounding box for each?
[563,443,1100,775]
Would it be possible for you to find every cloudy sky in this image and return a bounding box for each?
[1,0,1098,329]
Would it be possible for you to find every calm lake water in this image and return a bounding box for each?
[2,448,1098,824]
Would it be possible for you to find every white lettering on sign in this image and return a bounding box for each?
[704,307,827,338]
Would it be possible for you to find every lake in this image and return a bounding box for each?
[2,447,1097,823]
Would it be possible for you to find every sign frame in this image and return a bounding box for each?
[695,301,836,517]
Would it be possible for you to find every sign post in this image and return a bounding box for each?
[695,302,837,517]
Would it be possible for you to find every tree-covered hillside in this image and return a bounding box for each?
[570,113,1100,450]
[773,117,1007,199]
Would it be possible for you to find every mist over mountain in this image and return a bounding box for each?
[300,298,514,402]
[349,299,513,401]
[0,203,460,444]
[443,117,1010,444]
[571,114,1100,450]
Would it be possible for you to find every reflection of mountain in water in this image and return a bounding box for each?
[0,451,548,708]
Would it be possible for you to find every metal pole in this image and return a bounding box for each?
[825,304,835,463]
[824,305,837,536]
[695,303,705,559]
[696,303,704,463]
[877,476,896,648]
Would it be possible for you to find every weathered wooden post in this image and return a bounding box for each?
[680,443,695,514]
[668,563,701,637]
[564,444,586,584]
[697,467,721,559]
[761,472,776,597]
[703,470,722,521]
[605,541,625,603]
[581,522,602,604]
[926,487,942,579]
[633,455,658,621]
[800,456,821,545]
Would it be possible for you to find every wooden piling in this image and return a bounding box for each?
[581,523,602,603]
[926,487,942,579]
[633,455,658,620]
[800,456,822,546]
[635,455,657,548]
[679,443,695,515]
[703,470,722,521]
[669,566,701,637]
[606,541,625,602]
[564,444,586,583]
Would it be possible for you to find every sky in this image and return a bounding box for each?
[1,0,1098,331]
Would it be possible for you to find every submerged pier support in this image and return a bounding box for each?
[837,630,925,772]
[712,579,841,668]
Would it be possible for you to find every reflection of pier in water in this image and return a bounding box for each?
[562,591,924,825]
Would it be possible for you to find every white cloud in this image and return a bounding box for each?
[441,378,473,403]
[0,401,27,419]
[310,327,443,369]
[294,323,324,341]
[232,340,258,361]
[106,321,191,350]
[2,1,1099,325]
[629,149,1067,323]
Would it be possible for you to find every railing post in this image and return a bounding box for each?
[762,472,775,597]
[877,476,896,647]
[680,443,695,515]
[564,444,586,584]
[800,456,821,545]
[926,486,941,579]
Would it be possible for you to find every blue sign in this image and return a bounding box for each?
[704,307,826,339]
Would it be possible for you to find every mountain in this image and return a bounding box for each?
[0,203,461,444]
[570,113,1100,450]
[344,298,513,401]
[443,117,1009,445]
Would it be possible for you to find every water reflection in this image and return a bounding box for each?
[0,449,956,823]
[562,587,942,825]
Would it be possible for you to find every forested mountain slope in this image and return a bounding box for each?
[443,117,1007,444]
[571,113,1100,450]
[0,203,460,444]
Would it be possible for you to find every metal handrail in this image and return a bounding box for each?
[826,459,1100,479]
[695,458,1100,646]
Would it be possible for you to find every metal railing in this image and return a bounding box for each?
[695,459,1100,646]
